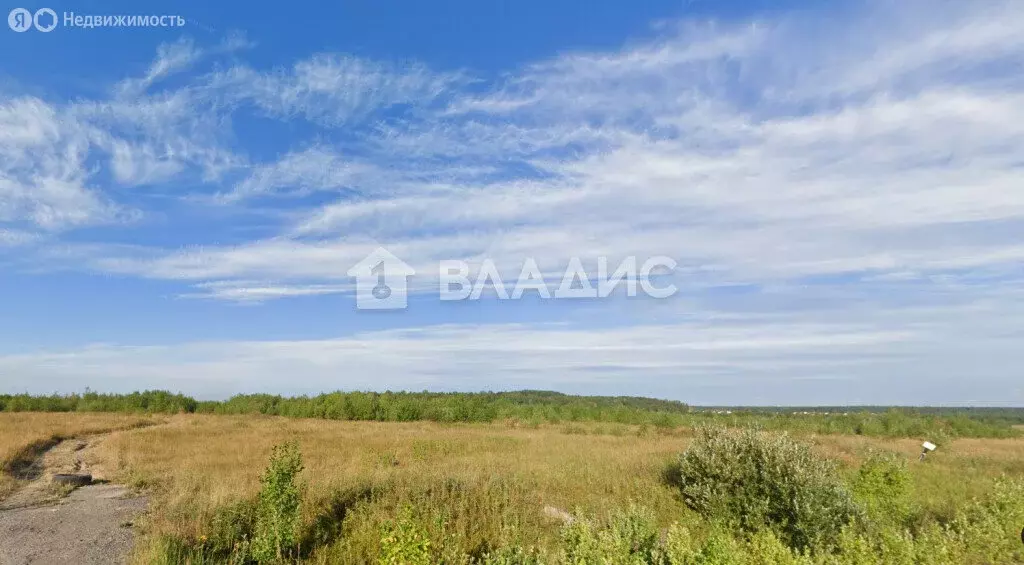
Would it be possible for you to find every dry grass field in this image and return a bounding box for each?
[100,416,695,562]
[2,413,1022,563]
[69,414,1022,563]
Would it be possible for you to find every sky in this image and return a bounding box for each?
[1,0,1022,405]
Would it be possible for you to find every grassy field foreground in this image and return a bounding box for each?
[72,415,1020,564]
[2,413,1023,563]
[105,416,695,563]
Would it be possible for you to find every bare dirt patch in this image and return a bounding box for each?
[0,434,148,565]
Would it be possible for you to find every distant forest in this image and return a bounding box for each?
[1,389,1022,439]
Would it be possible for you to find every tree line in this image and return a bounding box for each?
[1,389,1020,438]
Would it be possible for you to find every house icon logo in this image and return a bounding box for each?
[346,247,415,310]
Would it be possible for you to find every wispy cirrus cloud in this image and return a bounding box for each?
[0,31,483,237]
[220,146,378,202]
[0,98,125,231]
[207,54,466,126]
[18,0,1020,300]
[3,1,1023,401]
[116,38,204,97]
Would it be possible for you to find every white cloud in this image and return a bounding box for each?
[116,38,204,97]
[67,4,1024,302]
[0,319,918,401]
[209,54,465,126]
[1,295,1021,403]
[805,0,1024,97]
[12,2,1020,302]
[3,4,1024,401]
[222,147,377,202]
[0,98,124,231]
[115,32,255,98]
[0,38,254,235]
[181,280,353,302]
[0,228,38,247]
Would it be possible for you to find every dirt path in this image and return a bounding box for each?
[0,434,148,565]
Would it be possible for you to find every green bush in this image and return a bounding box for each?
[744,530,812,565]
[378,505,432,565]
[688,528,745,565]
[154,476,1024,565]
[851,451,913,527]
[950,476,1024,563]
[479,545,549,565]
[561,506,658,565]
[608,505,659,560]
[252,442,305,563]
[659,523,698,565]
[655,524,769,565]
[670,427,860,552]
[560,515,605,564]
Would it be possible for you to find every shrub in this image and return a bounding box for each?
[607,505,659,560]
[480,545,549,564]
[657,526,748,565]
[378,505,432,565]
[950,476,1024,563]
[744,530,812,565]
[561,506,658,565]
[659,523,698,565]
[851,451,913,527]
[561,515,603,564]
[692,528,745,565]
[670,427,860,552]
[252,441,304,562]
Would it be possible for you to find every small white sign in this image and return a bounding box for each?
[922,441,937,451]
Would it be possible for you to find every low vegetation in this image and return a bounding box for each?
[2,390,1022,439]
[668,427,861,551]
[2,399,1023,563]
[23,414,1005,564]
[252,442,305,562]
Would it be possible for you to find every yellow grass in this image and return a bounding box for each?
[0,412,161,500]
[3,413,1022,561]
[96,416,692,562]
[66,414,1023,563]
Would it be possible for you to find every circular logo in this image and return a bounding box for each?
[33,8,57,32]
[7,8,32,32]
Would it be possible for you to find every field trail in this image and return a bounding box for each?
[0,432,148,565]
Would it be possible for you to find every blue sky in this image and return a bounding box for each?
[1,0,1022,405]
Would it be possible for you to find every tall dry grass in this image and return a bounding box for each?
[81,414,1024,563]
[3,412,1021,561]
[804,432,1024,516]
[97,416,692,562]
